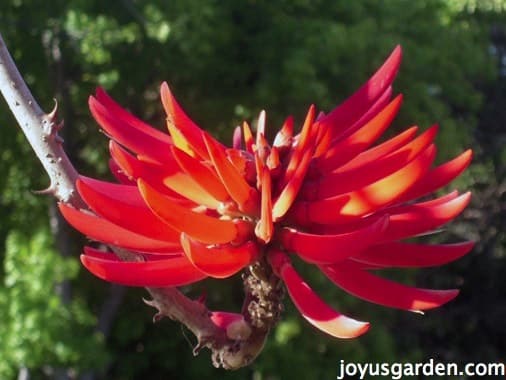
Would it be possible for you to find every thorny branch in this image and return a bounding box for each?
[0,32,281,369]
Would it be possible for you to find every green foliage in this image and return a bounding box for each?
[0,229,107,378]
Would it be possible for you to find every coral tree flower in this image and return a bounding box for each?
[60,46,474,339]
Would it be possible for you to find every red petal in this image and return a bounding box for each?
[89,96,174,164]
[320,45,401,138]
[268,250,369,339]
[81,253,206,287]
[314,94,403,173]
[77,178,181,243]
[95,87,171,144]
[59,203,180,253]
[351,241,475,268]
[338,124,437,173]
[324,126,418,177]
[279,215,388,264]
[380,192,472,242]
[320,261,459,311]
[108,158,135,185]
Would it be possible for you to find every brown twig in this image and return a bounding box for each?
[0,32,278,369]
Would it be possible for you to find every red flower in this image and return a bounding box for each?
[60,46,473,339]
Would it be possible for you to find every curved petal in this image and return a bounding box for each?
[314,95,403,174]
[180,234,258,278]
[77,177,181,243]
[279,215,388,264]
[320,45,401,139]
[273,148,313,221]
[138,179,238,244]
[81,253,207,287]
[94,87,171,144]
[59,203,181,253]
[379,192,472,242]
[268,250,369,339]
[203,132,259,215]
[89,96,174,165]
[291,145,436,224]
[255,167,273,243]
[337,126,419,172]
[160,82,210,159]
[320,261,459,311]
[398,149,473,202]
[171,145,230,202]
[109,140,192,204]
[351,241,475,268]
[108,158,135,185]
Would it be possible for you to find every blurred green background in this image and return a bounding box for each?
[0,0,505,379]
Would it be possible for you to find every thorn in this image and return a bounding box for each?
[47,99,58,121]
[142,297,161,311]
[32,185,56,196]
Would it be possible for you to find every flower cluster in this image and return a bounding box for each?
[60,46,473,338]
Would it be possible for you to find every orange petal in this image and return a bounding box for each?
[301,126,437,200]
[171,145,230,202]
[398,149,473,202]
[272,147,313,221]
[160,82,210,159]
[291,144,435,225]
[242,121,254,153]
[108,158,135,185]
[109,140,191,203]
[180,234,258,278]
[203,132,259,215]
[273,116,294,149]
[138,179,238,244]
[166,119,197,157]
[255,167,273,243]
